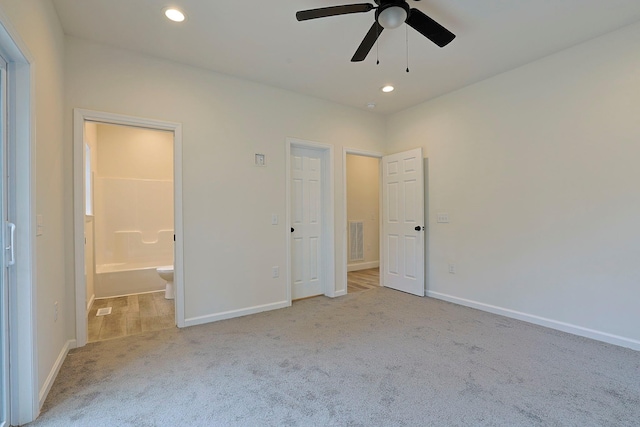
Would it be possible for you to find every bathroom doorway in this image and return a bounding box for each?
[73,110,184,347]
[343,150,382,294]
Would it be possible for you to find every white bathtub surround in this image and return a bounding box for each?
[112,229,174,265]
[94,173,174,298]
[95,177,174,264]
[95,261,170,298]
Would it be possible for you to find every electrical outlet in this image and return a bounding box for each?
[272,266,279,278]
[54,301,59,321]
[271,214,278,225]
[448,264,456,274]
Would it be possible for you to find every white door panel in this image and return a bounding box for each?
[291,147,324,299]
[382,148,425,296]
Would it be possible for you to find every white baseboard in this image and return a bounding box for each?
[347,261,379,272]
[333,290,347,297]
[39,339,75,408]
[427,291,640,351]
[184,301,290,327]
[86,293,95,314]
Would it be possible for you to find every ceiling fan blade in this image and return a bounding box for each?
[406,8,455,47]
[351,22,384,62]
[296,4,374,21]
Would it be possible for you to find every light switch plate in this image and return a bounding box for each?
[271,214,278,225]
[36,214,44,236]
[437,212,450,223]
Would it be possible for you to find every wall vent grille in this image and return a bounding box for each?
[349,221,364,262]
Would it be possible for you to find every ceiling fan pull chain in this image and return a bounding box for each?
[406,24,410,73]
[376,23,380,65]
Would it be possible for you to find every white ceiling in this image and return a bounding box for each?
[52,0,640,115]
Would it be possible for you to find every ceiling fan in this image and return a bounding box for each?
[296,0,455,62]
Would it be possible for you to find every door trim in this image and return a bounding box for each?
[286,138,335,301]
[342,148,384,294]
[73,109,185,348]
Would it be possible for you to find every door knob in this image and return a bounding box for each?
[415,226,424,231]
[291,227,295,233]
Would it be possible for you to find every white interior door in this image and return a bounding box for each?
[291,147,324,300]
[382,148,425,296]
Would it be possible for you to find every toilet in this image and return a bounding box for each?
[156,265,174,299]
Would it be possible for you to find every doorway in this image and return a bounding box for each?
[74,109,184,347]
[286,138,335,301]
[345,152,381,294]
[84,122,175,342]
[343,147,426,297]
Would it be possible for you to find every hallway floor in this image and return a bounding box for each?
[88,292,175,342]
[347,267,379,294]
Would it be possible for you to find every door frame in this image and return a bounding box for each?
[342,148,384,294]
[73,109,185,347]
[0,10,37,425]
[286,138,335,302]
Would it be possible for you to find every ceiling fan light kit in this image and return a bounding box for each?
[378,5,408,29]
[296,0,455,62]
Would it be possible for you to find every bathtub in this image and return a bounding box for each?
[95,261,170,298]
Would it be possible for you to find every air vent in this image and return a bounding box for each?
[349,221,364,262]
[96,307,112,316]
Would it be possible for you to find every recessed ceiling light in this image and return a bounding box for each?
[164,8,186,22]
[381,85,395,93]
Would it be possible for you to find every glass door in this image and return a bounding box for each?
[0,52,10,426]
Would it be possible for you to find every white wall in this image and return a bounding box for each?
[387,22,640,347]
[346,155,379,269]
[0,0,68,407]
[65,37,386,324]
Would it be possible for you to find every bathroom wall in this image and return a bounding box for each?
[84,122,98,309]
[94,123,174,270]
[346,155,379,271]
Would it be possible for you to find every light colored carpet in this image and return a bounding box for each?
[29,288,639,426]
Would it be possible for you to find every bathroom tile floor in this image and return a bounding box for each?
[88,291,175,342]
